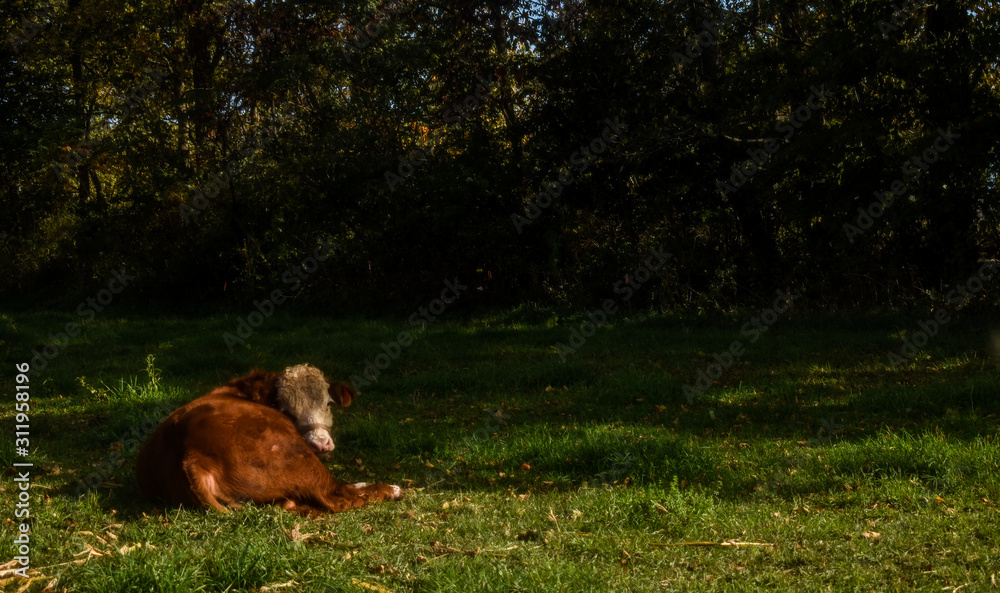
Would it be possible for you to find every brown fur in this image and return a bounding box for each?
[223,369,282,406]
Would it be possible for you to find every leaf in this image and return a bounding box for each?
[118,542,154,555]
[74,545,107,559]
[39,578,66,593]
[285,524,306,542]
[350,579,394,593]
[258,580,300,592]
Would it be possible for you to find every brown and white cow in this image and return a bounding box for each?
[136,364,402,516]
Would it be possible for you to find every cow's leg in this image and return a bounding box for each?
[351,482,404,501]
[290,482,399,514]
[280,499,325,518]
[313,482,404,513]
[182,455,242,512]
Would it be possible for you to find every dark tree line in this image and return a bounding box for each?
[2,0,997,311]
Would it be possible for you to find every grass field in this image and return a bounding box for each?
[1,306,998,592]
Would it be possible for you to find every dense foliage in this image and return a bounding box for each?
[2,0,997,309]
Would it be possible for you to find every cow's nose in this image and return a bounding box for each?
[304,430,335,454]
[313,434,334,453]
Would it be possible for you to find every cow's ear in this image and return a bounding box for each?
[329,382,355,408]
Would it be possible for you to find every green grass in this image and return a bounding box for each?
[1,308,999,592]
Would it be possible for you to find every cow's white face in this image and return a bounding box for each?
[276,365,336,455]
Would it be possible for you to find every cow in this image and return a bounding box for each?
[135,364,402,516]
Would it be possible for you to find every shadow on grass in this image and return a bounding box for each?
[6,309,999,514]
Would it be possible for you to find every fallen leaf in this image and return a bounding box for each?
[258,580,299,592]
[73,545,106,559]
[118,542,154,555]
[350,579,394,593]
[39,577,66,593]
[0,559,25,572]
